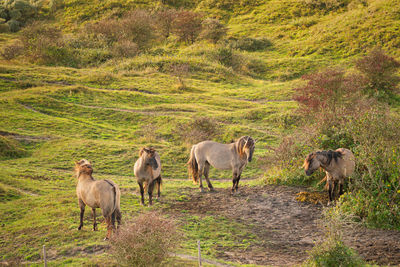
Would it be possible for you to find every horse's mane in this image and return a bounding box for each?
[139,147,156,157]
[236,136,254,156]
[316,150,343,165]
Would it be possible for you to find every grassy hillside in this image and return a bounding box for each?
[1,0,399,265]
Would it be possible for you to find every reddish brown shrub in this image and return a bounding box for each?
[84,18,122,46]
[109,212,179,267]
[173,10,203,44]
[154,8,178,39]
[121,10,157,49]
[293,69,362,117]
[355,47,400,96]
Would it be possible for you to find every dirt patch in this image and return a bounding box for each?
[168,185,400,266]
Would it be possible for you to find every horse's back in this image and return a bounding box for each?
[336,148,355,176]
[194,141,235,170]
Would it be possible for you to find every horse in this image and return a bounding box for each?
[188,136,255,194]
[75,159,122,240]
[133,147,162,206]
[303,148,355,204]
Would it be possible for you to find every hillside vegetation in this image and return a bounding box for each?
[0,0,399,265]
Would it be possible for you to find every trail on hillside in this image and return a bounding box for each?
[168,185,400,266]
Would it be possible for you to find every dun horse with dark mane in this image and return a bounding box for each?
[75,159,121,240]
[188,136,255,193]
[303,148,355,204]
[134,147,162,206]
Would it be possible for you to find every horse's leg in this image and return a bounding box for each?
[111,210,116,232]
[338,180,344,196]
[231,171,239,194]
[155,175,161,199]
[116,209,122,229]
[203,162,214,191]
[78,199,85,230]
[198,163,205,193]
[328,177,335,205]
[235,173,242,192]
[104,216,112,241]
[91,208,97,231]
[138,181,145,206]
[148,179,155,206]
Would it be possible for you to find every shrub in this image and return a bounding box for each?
[302,0,351,11]
[121,10,157,49]
[109,212,179,267]
[199,18,227,44]
[337,109,400,229]
[354,47,400,98]
[1,40,23,60]
[0,136,26,159]
[112,40,139,58]
[173,10,203,44]
[84,18,122,47]
[0,0,37,32]
[305,208,364,267]
[154,8,178,39]
[6,19,20,32]
[177,117,221,145]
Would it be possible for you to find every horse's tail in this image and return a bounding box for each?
[105,179,122,227]
[104,179,118,214]
[187,145,199,184]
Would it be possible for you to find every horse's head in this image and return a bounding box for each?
[303,152,320,176]
[139,147,158,170]
[238,136,256,162]
[75,159,93,177]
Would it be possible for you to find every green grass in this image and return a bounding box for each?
[1,0,399,265]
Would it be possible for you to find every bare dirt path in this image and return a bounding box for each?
[168,185,400,266]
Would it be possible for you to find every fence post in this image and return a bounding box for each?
[43,245,47,267]
[197,240,202,266]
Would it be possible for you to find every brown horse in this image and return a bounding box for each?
[75,159,121,240]
[303,148,355,204]
[133,148,162,206]
[188,136,255,193]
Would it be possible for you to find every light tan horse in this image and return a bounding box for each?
[75,159,121,240]
[303,148,355,204]
[188,136,255,193]
[133,148,162,206]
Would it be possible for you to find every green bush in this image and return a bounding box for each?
[199,18,227,44]
[337,110,400,229]
[305,208,364,267]
[0,136,26,159]
[225,37,272,51]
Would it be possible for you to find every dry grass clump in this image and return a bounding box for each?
[109,211,179,267]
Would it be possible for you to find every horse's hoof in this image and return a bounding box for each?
[78,226,82,230]
[208,187,215,192]
[199,187,205,193]
[103,237,109,241]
